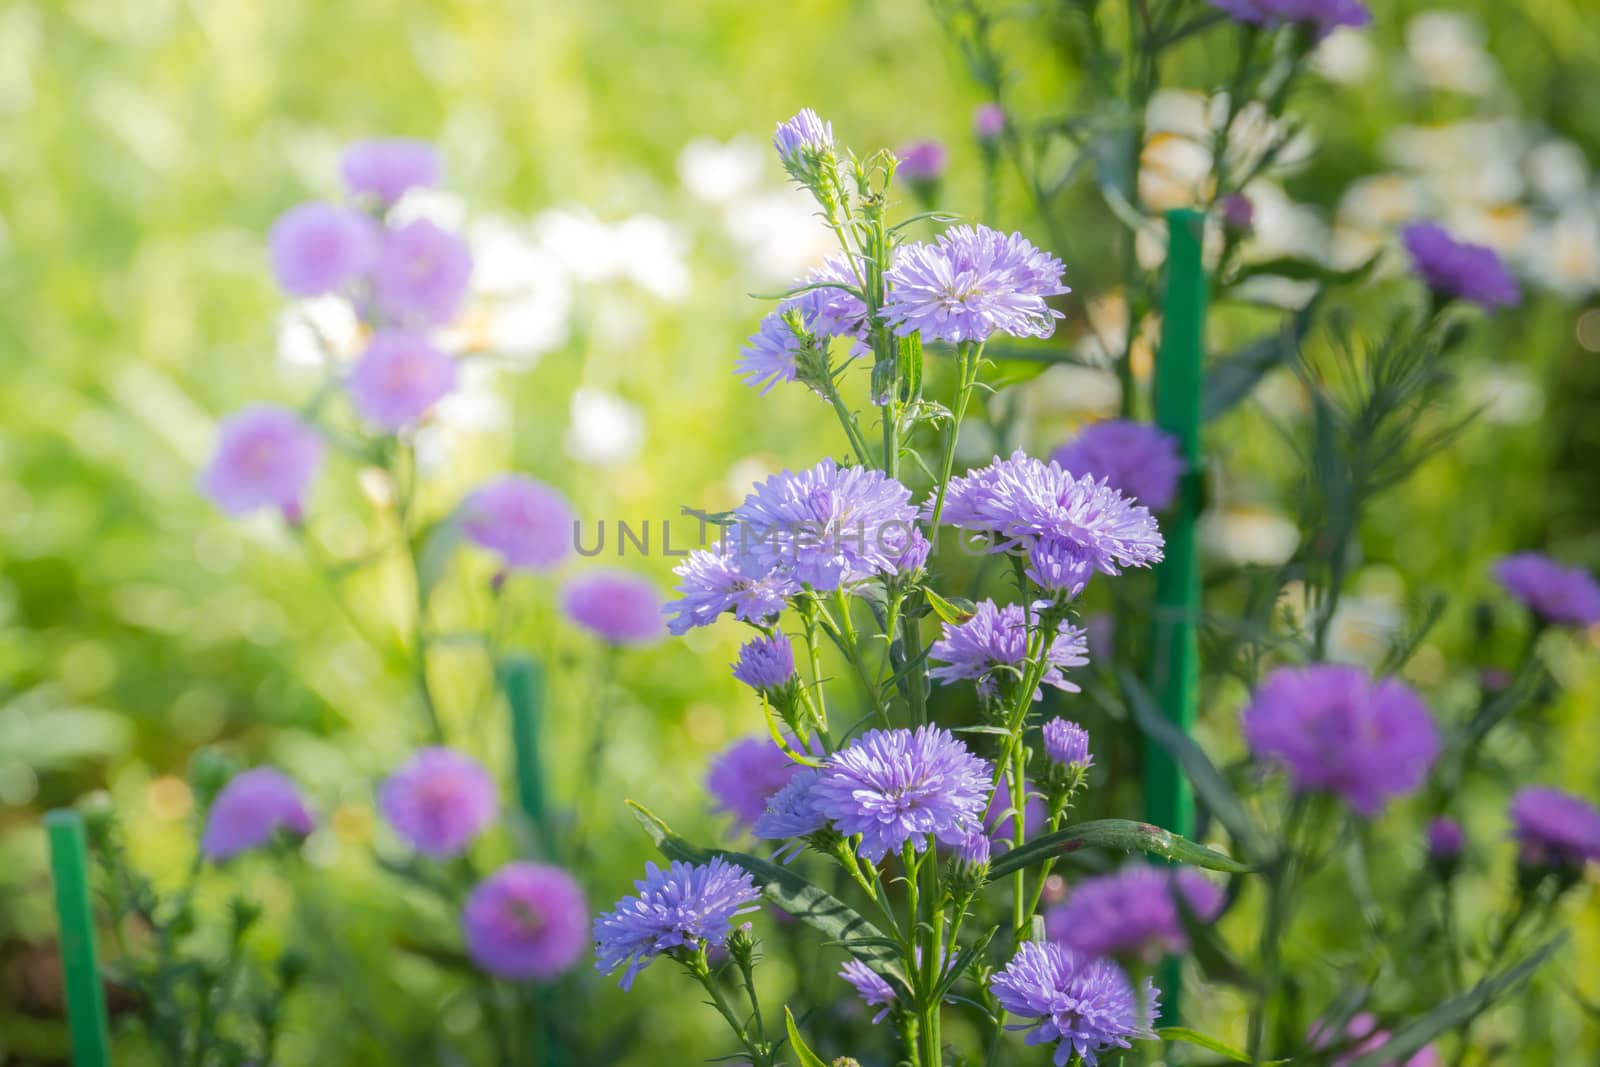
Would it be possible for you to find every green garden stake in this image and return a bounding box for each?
[501,654,548,835]
[45,809,113,1067]
[1145,208,1209,1026]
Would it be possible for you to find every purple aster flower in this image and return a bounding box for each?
[340,139,442,204]
[974,103,1006,141]
[733,459,920,591]
[462,862,588,980]
[884,225,1069,343]
[1222,194,1255,233]
[268,201,379,298]
[1044,865,1225,962]
[1493,552,1600,626]
[593,857,762,990]
[737,313,802,395]
[936,450,1165,594]
[379,747,496,859]
[200,405,325,519]
[792,254,872,344]
[984,772,1046,852]
[1207,0,1372,36]
[751,767,827,843]
[460,475,574,572]
[1051,420,1185,512]
[1401,222,1520,311]
[731,634,797,691]
[561,570,664,646]
[810,726,991,861]
[840,960,899,1024]
[892,527,932,574]
[373,218,473,327]
[772,109,834,171]
[928,600,1089,700]
[201,768,314,861]
[954,827,992,867]
[1042,717,1093,772]
[990,941,1159,1067]
[663,539,801,634]
[346,332,458,430]
[898,140,948,184]
[1310,1013,1442,1067]
[1508,786,1600,868]
[1427,816,1464,862]
[1241,665,1440,817]
[707,737,804,831]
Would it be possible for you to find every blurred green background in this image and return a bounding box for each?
[3,0,1599,1062]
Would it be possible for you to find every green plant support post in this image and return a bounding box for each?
[501,655,547,837]
[1146,208,1209,1026]
[45,809,113,1067]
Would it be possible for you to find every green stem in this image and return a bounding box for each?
[927,342,982,529]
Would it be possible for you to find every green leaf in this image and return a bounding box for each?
[1229,252,1380,288]
[1346,934,1567,1067]
[1203,296,1320,423]
[1157,1027,1282,1064]
[627,802,904,976]
[931,927,997,1003]
[414,512,462,602]
[1121,670,1267,862]
[925,589,976,625]
[899,332,924,403]
[783,1007,829,1067]
[985,818,1252,881]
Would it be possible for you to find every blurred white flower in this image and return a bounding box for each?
[1140,91,1313,214]
[277,296,363,369]
[1517,204,1600,299]
[1028,363,1123,418]
[1381,121,1528,206]
[448,216,573,364]
[678,137,766,205]
[565,388,645,467]
[1524,140,1591,207]
[722,187,834,283]
[533,208,690,302]
[415,360,510,472]
[1312,27,1376,84]
[1465,362,1544,426]
[1403,11,1499,96]
[1200,506,1300,567]
[389,188,469,231]
[1326,591,1405,667]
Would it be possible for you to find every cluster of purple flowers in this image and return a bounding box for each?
[593,857,762,989]
[1401,222,1520,311]
[1051,420,1184,512]
[990,941,1159,1067]
[928,600,1089,700]
[1493,552,1600,627]
[705,736,806,831]
[1044,865,1225,962]
[736,255,869,396]
[1242,665,1439,817]
[938,449,1164,597]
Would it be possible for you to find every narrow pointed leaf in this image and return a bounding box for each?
[783,1007,830,1067]
[925,588,977,625]
[1156,1027,1281,1063]
[1203,297,1319,422]
[932,927,998,1003]
[986,818,1252,881]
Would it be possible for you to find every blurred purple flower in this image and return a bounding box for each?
[1044,865,1225,961]
[268,201,379,298]
[928,600,1089,700]
[1310,1013,1441,1067]
[1042,717,1093,772]
[1207,0,1372,35]
[561,570,664,645]
[1427,816,1464,862]
[731,634,796,691]
[593,857,761,990]
[1493,552,1600,626]
[460,475,574,572]
[462,862,588,980]
[373,218,473,326]
[1241,665,1440,817]
[734,459,920,591]
[810,726,991,861]
[379,747,496,859]
[884,225,1069,343]
[664,539,801,634]
[1509,786,1600,868]
[201,405,324,519]
[707,737,804,831]
[990,941,1159,1067]
[201,768,314,861]
[973,103,1006,141]
[752,767,827,841]
[897,139,948,184]
[1051,420,1184,512]
[1401,222,1520,311]
[346,332,457,430]
[1222,194,1255,232]
[341,139,442,203]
